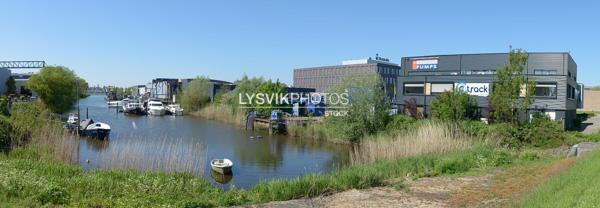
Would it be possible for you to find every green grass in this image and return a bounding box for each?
[515,149,600,208]
[0,145,524,207]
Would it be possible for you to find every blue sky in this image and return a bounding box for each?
[1,0,598,87]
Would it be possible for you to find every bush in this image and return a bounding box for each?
[36,185,70,205]
[519,149,540,161]
[508,113,568,148]
[386,115,418,134]
[431,90,478,121]
[0,115,12,151]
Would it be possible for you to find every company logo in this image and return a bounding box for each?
[412,59,438,71]
[455,82,489,97]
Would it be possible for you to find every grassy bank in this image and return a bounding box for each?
[514,149,600,207]
[1,142,532,207]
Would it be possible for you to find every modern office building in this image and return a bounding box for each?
[11,72,35,95]
[293,55,401,101]
[396,52,583,129]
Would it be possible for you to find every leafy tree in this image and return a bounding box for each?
[77,77,90,98]
[489,47,536,123]
[431,90,478,122]
[252,79,287,115]
[220,75,266,112]
[325,72,390,142]
[5,76,16,95]
[26,66,80,113]
[181,76,211,112]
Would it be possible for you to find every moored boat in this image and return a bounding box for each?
[147,100,166,116]
[210,158,233,174]
[123,102,146,115]
[79,118,111,139]
[166,104,184,116]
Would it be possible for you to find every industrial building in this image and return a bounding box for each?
[293,55,401,101]
[395,52,583,129]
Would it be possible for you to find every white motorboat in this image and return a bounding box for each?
[147,100,166,116]
[210,158,233,174]
[107,101,120,108]
[123,102,146,115]
[166,104,184,116]
[67,113,78,125]
[79,118,111,139]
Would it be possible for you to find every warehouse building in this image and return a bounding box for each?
[396,52,583,129]
[293,55,401,101]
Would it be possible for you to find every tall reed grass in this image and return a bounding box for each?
[351,121,476,165]
[193,104,246,127]
[95,137,208,175]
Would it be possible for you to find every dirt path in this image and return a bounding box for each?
[242,159,574,208]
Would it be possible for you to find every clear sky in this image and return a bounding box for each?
[1,0,598,87]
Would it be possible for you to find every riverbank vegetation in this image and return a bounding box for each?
[26,66,89,113]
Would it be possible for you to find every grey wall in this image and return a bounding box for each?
[0,68,10,95]
[396,52,577,112]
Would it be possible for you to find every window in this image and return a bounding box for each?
[404,83,424,95]
[534,69,557,75]
[567,85,576,100]
[465,70,496,75]
[430,83,454,94]
[534,83,557,98]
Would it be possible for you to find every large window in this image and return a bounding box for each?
[430,83,454,94]
[404,83,424,95]
[534,69,557,75]
[534,83,557,98]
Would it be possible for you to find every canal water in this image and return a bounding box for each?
[72,95,351,189]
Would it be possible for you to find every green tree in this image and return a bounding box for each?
[5,76,16,95]
[77,77,90,98]
[489,47,536,123]
[220,75,266,112]
[26,66,80,113]
[181,76,211,112]
[325,72,390,142]
[252,79,287,115]
[431,90,478,122]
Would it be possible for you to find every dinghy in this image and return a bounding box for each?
[210,158,233,174]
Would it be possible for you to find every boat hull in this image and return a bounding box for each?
[82,129,111,139]
[123,107,146,115]
[148,108,165,116]
[211,165,232,174]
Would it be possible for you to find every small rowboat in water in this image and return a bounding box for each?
[210,158,233,174]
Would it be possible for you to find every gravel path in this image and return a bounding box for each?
[239,159,574,208]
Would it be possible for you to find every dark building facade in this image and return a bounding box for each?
[396,52,582,129]
[293,56,401,101]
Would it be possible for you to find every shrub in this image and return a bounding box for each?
[36,185,70,205]
[519,150,540,161]
[431,90,478,121]
[385,115,418,134]
[0,115,12,151]
[508,113,567,148]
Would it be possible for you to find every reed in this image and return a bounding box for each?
[351,121,476,165]
[193,104,246,127]
[27,122,80,164]
[95,136,208,175]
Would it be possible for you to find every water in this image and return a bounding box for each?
[72,95,351,189]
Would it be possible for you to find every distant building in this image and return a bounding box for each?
[11,72,35,95]
[0,68,10,95]
[293,55,401,101]
[180,78,235,102]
